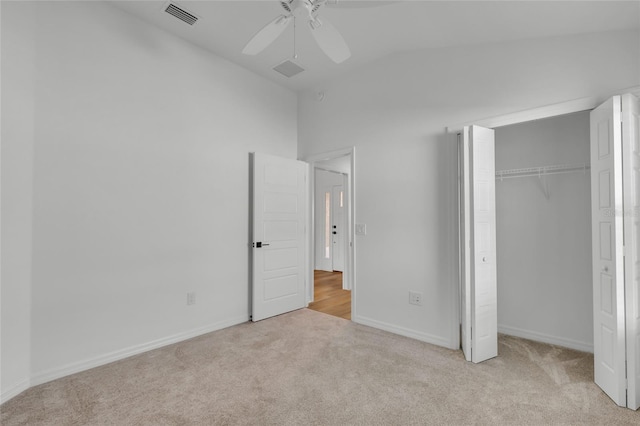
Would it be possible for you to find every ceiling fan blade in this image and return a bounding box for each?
[242,15,292,55]
[309,17,351,63]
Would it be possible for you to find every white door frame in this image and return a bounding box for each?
[447,85,640,351]
[448,87,640,409]
[303,147,356,317]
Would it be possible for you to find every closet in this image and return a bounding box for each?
[494,112,592,352]
[459,94,640,410]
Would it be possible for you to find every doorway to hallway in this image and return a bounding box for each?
[304,147,356,320]
[308,270,351,320]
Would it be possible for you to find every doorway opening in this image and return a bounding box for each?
[494,111,593,352]
[458,112,592,361]
[304,148,355,320]
[454,91,640,410]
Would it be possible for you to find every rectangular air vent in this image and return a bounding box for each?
[273,60,305,78]
[164,2,198,26]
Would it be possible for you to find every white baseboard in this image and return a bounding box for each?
[30,315,249,387]
[353,315,456,350]
[498,324,593,353]
[1,379,31,405]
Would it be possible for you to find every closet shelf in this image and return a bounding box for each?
[496,163,590,180]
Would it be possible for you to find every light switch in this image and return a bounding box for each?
[356,223,367,236]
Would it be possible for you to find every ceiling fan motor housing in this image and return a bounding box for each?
[282,0,322,17]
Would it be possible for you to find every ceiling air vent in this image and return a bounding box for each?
[273,60,305,78]
[164,2,199,26]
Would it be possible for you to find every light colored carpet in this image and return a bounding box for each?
[1,309,638,425]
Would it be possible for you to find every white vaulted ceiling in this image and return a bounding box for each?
[111,0,640,91]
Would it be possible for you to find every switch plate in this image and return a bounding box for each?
[356,223,367,235]
[187,292,196,306]
[409,291,422,306]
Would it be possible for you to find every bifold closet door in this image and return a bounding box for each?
[622,93,640,410]
[590,96,627,407]
[461,125,498,363]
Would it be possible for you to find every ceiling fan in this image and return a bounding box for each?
[242,0,351,64]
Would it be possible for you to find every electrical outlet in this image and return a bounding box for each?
[356,223,367,235]
[187,292,196,306]
[409,291,422,306]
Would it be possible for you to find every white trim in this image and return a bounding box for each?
[304,147,354,164]
[30,315,248,387]
[354,315,456,350]
[498,325,593,354]
[447,86,640,133]
[302,147,356,317]
[1,379,31,405]
[477,97,597,130]
[447,97,595,134]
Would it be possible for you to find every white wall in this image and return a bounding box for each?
[1,0,297,395]
[495,112,593,352]
[298,30,640,348]
[1,1,35,402]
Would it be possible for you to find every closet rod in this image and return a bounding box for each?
[496,163,590,180]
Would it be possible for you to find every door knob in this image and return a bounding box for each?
[602,266,609,272]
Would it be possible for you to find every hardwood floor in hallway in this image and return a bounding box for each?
[308,270,351,320]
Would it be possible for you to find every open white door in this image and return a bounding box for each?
[590,96,627,407]
[461,125,498,363]
[252,153,307,322]
[622,93,640,410]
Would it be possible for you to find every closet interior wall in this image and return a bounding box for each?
[495,111,593,352]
